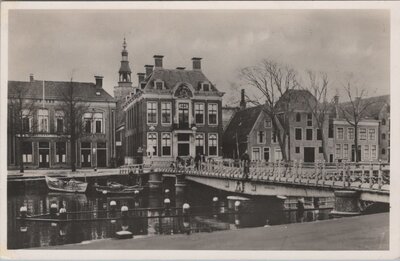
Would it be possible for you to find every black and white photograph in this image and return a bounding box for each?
[1,2,399,259]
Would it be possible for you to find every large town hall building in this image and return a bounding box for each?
[122,54,224,164]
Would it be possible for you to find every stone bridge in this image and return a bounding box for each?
[120,160,390,208]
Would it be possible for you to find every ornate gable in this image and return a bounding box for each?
[174,83,193,99]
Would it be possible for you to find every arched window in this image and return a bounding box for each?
[381,148,386,155]
[38,109,49,132]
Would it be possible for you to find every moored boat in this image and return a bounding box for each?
[45,176,88,193]
[94,182,143,195]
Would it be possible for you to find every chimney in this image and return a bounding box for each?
[240,89,246,110]
[176,67,186,70]
[192,57,202,70]
[137,73,145,83]
[29,73,34,82]
[153,55,164,68]
[95,76,103,88]
[145,65,154,77]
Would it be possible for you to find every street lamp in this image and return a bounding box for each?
[93,147,97,171]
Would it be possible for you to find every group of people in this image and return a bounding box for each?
[171,153,210,170]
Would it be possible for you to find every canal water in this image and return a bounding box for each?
[8,178,334,249]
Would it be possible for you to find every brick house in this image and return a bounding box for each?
[122,55,224,164]
[8,75,116,169]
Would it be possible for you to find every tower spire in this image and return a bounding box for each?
[119,38,132,83]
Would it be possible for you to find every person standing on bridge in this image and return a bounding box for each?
[195,153,201,170]
[239,151,250,192]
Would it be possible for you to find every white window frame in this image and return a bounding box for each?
[371,145,377,160]
[147,132,158,157]
[295,127,303,141]
[307,113,313,126]
[257,131,265,144]
[274,148,282,161]
[161,102,172,125]
[343,144,349,160]
[201,82,210,91]
[359,128,367,140]
[38,109,49,133]
[263,147,270,162]
[264,119,272,128]
[363,145,370,161]
[347,127,354,140]
[252,147,261,161]
[208,133,218,157]
[22,109,33,132]
[22,141,33,163]
[161,132,172,157]
[94,112,103,134]
[154,79,164,90]
[337,127,344,140]
[208,103,218,125]
[368,129,376,141]
[147,101,158,125]
[55,141,67,163]
[194,103,205,125]
[335,144,342,159]
[306,128,313,141]
[195,133,205,155]
[55,110,65,133]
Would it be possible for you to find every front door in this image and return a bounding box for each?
[81,150,91,167]
[38,142,50,168]
[351,145,361,162]
[304,147,315,163]
[177,133,190,156]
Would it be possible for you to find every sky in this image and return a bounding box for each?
[8,9,390,106]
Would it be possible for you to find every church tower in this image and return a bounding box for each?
[114,38,134,100]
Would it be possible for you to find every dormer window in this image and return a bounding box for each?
[96,91,101,96]
[154,79,164,90]
[201,82,210,91]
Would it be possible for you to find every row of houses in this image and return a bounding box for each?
[223,90,390,163]
[7,39,390,170]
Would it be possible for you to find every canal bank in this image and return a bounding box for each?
[41,212,389,250]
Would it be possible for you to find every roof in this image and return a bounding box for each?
[223,106,263,145]
[8,80,115,102]
[142,68,221,94]
[335,95,390,120]
[275,89,317,112]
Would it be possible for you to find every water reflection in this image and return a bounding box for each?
[8,181,334,249]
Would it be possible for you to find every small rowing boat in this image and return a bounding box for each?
[94,182,143,195]
[45,176,88,193]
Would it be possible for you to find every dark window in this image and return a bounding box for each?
[319,147,323,153]
[56,142,66,163]
[317,129,322,140]
[382,148,386,155]
[81,142,91,149]
[296,113,301,122]
[328,120,334,138]
[97,142,106,148]
[295,147,300,153]
[295,128,302,140]
[203,83,210,91]
[382,119,386,125]
[208,134,218,156]
[263,148,270,161]
[162,133,171,156]
[195,103,204,124]
[22,142,33,163]
[57,118,64,133]
[155,81,163,90]
[307,113,312,126]
[22,118,30,132]
[85,121,91,133]
[208,104,218,125]
[306,129,313,140]
[95,121,102,133]
[382,133,386,140]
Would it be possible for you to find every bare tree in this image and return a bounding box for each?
[58,79,90,171]
[339,82,376,162]
[240,59,298,161]
[300,71,331,161]
[8,85,37,173]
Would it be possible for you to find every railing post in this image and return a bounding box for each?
[378,163,383,190]
[369,162,373,188]
[361,165,365,188]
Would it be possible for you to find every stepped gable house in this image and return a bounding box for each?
[122,55,224,164]
[7,75,116,169]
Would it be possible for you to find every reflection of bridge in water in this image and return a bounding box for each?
[121,160,390,215]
